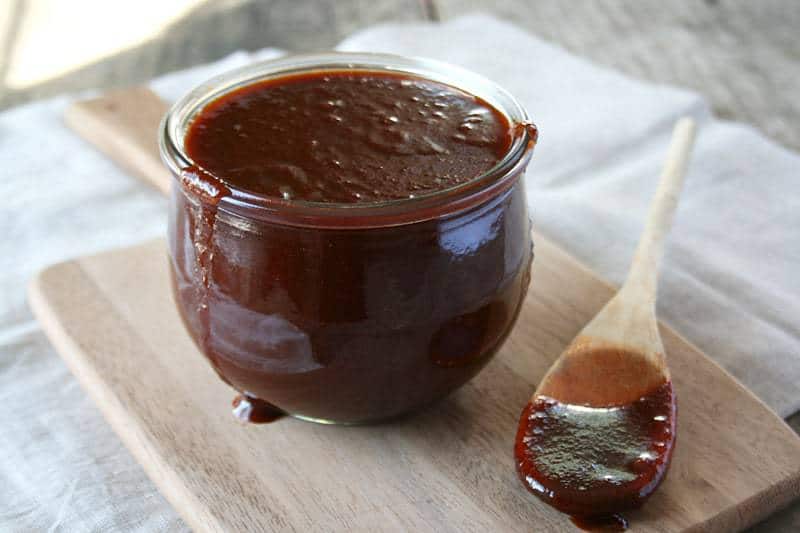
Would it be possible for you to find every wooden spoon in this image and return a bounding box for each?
[515,118,696,525]
[537,117,696,407]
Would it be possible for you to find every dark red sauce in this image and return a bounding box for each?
[514,381,676,528]
[232,394,285,424]
[167,69,536,423]
[571,514,628,532]
[184,71,511,203]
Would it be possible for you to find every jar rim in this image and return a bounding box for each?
[159,52,536,228]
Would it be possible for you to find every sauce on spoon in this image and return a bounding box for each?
[515,379,676,526]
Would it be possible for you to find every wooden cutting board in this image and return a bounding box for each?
[28,89,800,532]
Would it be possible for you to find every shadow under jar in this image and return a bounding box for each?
[160,53,538,424]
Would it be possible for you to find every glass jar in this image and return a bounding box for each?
[160,53,537,424]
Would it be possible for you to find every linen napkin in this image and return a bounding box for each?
[1,14,797,531]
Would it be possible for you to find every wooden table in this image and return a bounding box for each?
[3,0,798,530]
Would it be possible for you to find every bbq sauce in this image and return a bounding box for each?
[184,71,512,203]
[168,68,534,423]
[232,394,285,424]
[571,514,628,532]
[514,381,676,529]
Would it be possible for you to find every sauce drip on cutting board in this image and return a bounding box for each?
[514,381,676,529]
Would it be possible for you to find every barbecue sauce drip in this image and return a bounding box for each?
[514,381,676,530]
[232,394,285,424]
[180,168,231,383]
[184,70,512,203]
[570,514,628,532]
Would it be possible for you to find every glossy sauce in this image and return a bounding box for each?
[168,69,535,423]
[185,71,511,203]
[571,514,628,532]
[514,381,676,528]
[232,394,285,424]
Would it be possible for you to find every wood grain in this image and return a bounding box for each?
[64,87,171,194]
[28,233,800,532]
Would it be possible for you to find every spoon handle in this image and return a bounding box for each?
[625,117,697,303]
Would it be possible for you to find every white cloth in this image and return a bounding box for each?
[1,14,797,531]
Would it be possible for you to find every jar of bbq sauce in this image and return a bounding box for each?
[160,53,537,424]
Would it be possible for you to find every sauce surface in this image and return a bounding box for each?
[514,381,676,526]
[184,71,512,203]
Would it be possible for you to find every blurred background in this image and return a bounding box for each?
[1,0,798,150]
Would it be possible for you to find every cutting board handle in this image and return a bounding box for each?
[64,87,172,195]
